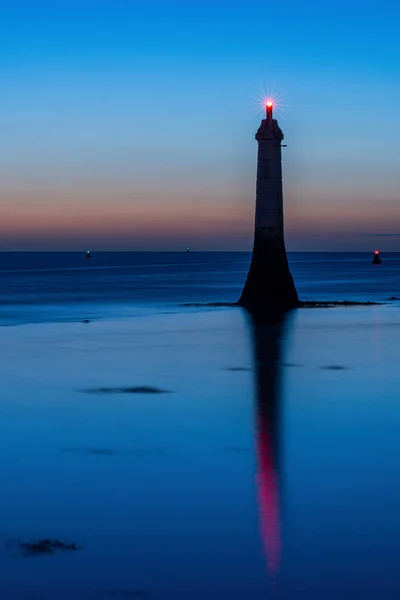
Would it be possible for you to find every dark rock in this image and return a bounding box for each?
[389,296,399,300]
[6,538,80,556]
[320,365,348,371]
[300,300,380,308]
[183,299,382,311]
[81,386,171,395]
[82,319,90,323]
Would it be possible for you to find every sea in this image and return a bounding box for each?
[0,251,400,599]
[0,251,399,325]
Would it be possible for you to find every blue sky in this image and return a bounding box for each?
[0,0,399,250]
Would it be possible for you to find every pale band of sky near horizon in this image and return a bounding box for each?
[0,0,399,251]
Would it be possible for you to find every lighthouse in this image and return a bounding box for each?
[239,101,298,316]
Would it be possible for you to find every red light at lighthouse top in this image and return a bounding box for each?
[266,100,273,121]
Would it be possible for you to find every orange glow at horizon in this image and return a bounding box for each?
[1,179,400,250]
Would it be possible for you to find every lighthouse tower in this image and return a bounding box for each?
[239,102,298,316]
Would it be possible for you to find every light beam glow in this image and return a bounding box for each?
[254,88,285,119]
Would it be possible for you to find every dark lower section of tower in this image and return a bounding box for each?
[238,234,299,317]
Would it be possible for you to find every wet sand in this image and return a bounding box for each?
[1,305,400,599]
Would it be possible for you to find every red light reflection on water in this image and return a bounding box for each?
[256,412,281,578]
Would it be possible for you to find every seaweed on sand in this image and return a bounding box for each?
[81,386,171,395]
[6,538,80,556]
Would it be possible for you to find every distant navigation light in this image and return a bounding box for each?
[372,250,381,264]
[266,101,273,108]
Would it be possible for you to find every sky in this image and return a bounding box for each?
[0,0,399,251]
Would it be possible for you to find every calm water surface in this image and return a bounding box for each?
[0,252,399,599]
[0,251,399,324]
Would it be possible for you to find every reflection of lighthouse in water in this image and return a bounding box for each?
[250,316,288,579]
